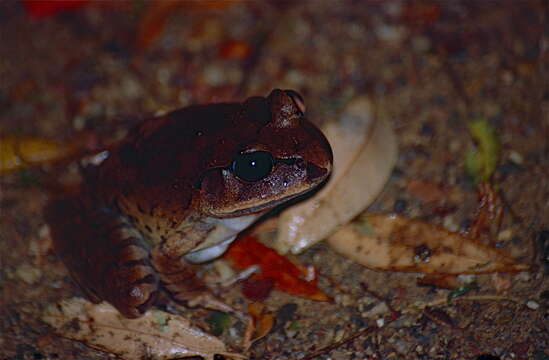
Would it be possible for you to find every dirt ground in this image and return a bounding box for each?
[0,1,547,359]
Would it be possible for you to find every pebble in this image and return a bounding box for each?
[412,36,431,52]
[334,328,346,342]
[362,302,389,318]
[443,217,459,232]
[15,263,42,285]
[375,24,405,44]
[508,150,524,164]
[516,271,531,282]
[393,199,408,213]
[449,139,461,153]
[394,339,409,354]
[335,294,354,307]
[203,65,225,86]
[420,122,435,136]
[526,300,540,310]
[497,228,513,241]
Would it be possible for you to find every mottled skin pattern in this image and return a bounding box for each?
[46,89,332,318]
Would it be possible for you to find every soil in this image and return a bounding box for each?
[1,1,547,359]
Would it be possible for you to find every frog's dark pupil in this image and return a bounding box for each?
[232,151,273,182]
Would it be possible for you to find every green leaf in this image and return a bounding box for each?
[206,311,232,336]
[464,118,500,183]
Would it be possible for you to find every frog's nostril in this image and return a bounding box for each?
[306,163,328,182]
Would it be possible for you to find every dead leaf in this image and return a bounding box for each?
[224,234,329,301]
[275,97,398,254]
[327,214,529,274]
[247,302,275,344]
[1,136,68,174]
[0,134,101,174]
[42,297,245,360]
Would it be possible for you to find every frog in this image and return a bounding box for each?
[46,89,333,319]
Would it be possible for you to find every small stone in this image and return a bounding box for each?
[412,36,431,52]
[394,339,409,354]
[419,123,435,137]
[508,150,524,165]
[457,274,476,284]
[375,24,405,43]
[449,139,461,153]
[393,199,408,213]
[15,263,42,285]
[363,302,389,318]
[335,294,353,307]
[497,229,513,241]
[334,328,345,342]
[443,217,458,232]
[526,300,540,310]
[516,271,531,282]
[203,65,225,86]
[72,115,86,130]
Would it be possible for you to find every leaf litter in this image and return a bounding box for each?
[42,297,246,360]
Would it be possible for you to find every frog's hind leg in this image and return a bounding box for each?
[46,197,159,318]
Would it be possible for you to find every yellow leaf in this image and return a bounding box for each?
[0,136,73,174]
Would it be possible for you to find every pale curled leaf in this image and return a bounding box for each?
[42,297,246,360]
[275,97,398,254]
[328,214,529,274]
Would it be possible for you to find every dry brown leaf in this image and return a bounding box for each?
[247,302,275,345]
[42,297,246,360]
[328,214,529,274]
[275,97,397,254]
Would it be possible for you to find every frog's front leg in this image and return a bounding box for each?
[47,197,160,318]
[151,245,237,315]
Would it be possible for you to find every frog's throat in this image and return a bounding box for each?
[184,213,260,263]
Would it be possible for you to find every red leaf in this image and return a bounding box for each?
[21,0,90,18]
[219,40,251,60]
[225,234,329,301]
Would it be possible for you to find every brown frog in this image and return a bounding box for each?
[46,89,333,318]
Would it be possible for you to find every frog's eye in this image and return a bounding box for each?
[232,151,274,182]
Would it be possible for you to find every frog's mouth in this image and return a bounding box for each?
[213,174,328,218]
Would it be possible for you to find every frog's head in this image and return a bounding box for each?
[200,89,333,217]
